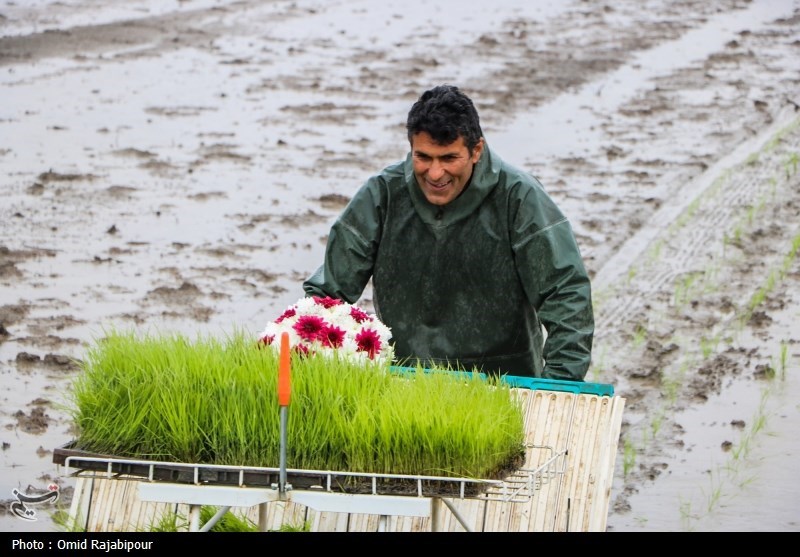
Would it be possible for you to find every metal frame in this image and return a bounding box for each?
[60,445,566,532]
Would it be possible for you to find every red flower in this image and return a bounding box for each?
[355,328,382,359]
[313,296,342,309]
[259,334,275,346]
[319,325,346,348]
[293,315,327,342]
[275,308,296,323]
[349,306,371,324]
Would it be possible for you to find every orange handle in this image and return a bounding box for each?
[278,332,291,406]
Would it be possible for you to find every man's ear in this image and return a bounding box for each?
[471,137,485,163]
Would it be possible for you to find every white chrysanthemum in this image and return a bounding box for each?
[294,296,321,315]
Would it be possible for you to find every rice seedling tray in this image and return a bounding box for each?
[55,375,613,500]
[52,441,529,500]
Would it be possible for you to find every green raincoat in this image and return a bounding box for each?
[303,144,593,380]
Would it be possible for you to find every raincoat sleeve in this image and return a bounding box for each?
[513,191,594,381]
[303,179,383,304]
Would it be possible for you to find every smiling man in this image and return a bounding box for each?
[303,85,594,381]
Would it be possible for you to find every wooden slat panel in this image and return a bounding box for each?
[102,478,121,531]
[530,391,574,532]
[393,514,417,532]
[510,389,550,532]
[281,502,310,531]
[437,497,485,532]
[579,396,612,531]
[132,482,145,530]
[347,512,379,532]
[139,495,160,532]
[82,476,99,532]
[588,397,625,531]
[88,475,110,532]
[266,501,291,531]
[484,389,540,532]
[68,477,93,531]
[111,479,133,531]
[127,481,145,532]
[567,394,603,531]
[313,508,350,532]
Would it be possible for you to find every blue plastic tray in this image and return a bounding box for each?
[389,366,614,397]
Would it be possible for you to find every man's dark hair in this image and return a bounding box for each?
[406,85,484,153]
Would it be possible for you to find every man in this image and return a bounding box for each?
[303,85,593,381]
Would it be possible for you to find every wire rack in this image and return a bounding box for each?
[55,442,566,504]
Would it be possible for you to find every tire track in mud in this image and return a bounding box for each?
[595,112,800,381]
[595,111,800,527]
[592,107,800,335]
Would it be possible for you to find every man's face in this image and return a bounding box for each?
[411,132,484,206]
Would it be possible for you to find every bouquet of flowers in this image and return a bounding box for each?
[259,296,394,365]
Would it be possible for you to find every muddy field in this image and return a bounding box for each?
[1,0,799,532]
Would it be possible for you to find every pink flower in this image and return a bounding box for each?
[275,308,296,323]
[319,325,346,348]
[293,315,327,342]
[349,306,371,324]
[313,296,342,309]
[259,334,275,346]
[355,328,382,359]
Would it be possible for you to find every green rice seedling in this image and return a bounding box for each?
[199,507,259,532]
[735,473,757,490]
[768,175,778,199]
[631,324,647,348]
[721,231,732,256]
[648,239,664,262]
[744,204,756,226]
[785,152,798,178]
[673,271,702,308]
[273,521,312,532]
[729,391,769,463]
[731,224,744,247]
[740,231,800,324]
[144,509,185,532]
[678,499,694,530]
[702,265,719,292]
[791,234,800,258]
[743,268,778,324]
[777,342,789,381]
[705,472,723,514]
[588,346,607,382]
[142,506,260,532]
[650,411,663,438]
[671,197,702,232]
[52,507,85,533]
[622,438,636,477]
[590,286,611,316]
[68,329,526,482]
[699,335,720,360]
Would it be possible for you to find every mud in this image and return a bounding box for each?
[1,0,799,532]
